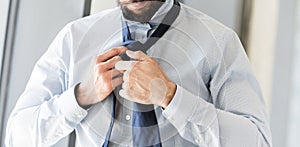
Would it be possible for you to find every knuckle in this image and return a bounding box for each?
[113,56,121,63]
[95,63,103,69]
[116,55,122,61]
[107,61,116,68]
[132,63,140,71]
[128,82,134,90]
[148,57,156,62]
[96,55,104,62]
[111,48,119,54]
[131,62,139,69]
[136,51,143,55]
[95,63,106,73]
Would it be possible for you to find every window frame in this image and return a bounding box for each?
[0,0,19,146]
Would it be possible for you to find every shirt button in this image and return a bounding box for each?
[125,115,131,121]
[195,138,201,144]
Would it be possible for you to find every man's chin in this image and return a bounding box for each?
[126,1,151,14]
[121,1,164,22]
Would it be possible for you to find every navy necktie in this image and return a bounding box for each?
[122,21,162,147]
[102,1,180,146]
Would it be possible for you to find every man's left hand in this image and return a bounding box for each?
[115,50,176,108]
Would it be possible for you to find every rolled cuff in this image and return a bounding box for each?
[162,85,199,130]
[57,85,88,123]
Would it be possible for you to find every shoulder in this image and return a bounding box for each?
[178,3,235,39]
[53,7,121,48]
[48,7,121,56]
[176,3,243,68]
[65,7,121,33]
[177,3,241,49]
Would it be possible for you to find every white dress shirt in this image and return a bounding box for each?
[5,1,272,147]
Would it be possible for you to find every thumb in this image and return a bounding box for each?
[126,50,148,61]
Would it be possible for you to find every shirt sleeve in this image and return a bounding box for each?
[162,30,272,147]
[5,23,88,147]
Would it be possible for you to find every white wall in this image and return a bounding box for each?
[1,0,85,146]
[247,0,279,110]
[270,0,298,146]
[183,0,243,34]
[248,0,299,146]
[287,3,300,145]
[91,0,116,14]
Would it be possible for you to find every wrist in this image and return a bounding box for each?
[75,83,93,109]
[161,82,177,108]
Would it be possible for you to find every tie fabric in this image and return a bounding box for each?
[122,21,163,147]
[102,1,180,146]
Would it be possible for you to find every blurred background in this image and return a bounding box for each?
[0,0,299,146]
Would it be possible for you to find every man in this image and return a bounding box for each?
[6,0,272,146]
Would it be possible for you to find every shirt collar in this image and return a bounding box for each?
[149,0,174,25]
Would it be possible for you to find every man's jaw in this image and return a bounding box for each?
[119,0,165,22]
[125,1,151,13]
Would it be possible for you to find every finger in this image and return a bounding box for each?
[95,56,122,73]
[96,47,127,63]
[115,61,138,71]
[110,69,122,79]
[126,50,149,61]
[112,77,123,89]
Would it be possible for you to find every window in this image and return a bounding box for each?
[287,1,300,147]
[0,0,88,146]
[0,0,10,146]
[0,0,9,79]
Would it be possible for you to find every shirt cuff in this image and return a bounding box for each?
[57,85,88,123]
[162,85,200,130]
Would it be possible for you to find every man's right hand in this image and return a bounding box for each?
[75,47,127,108]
